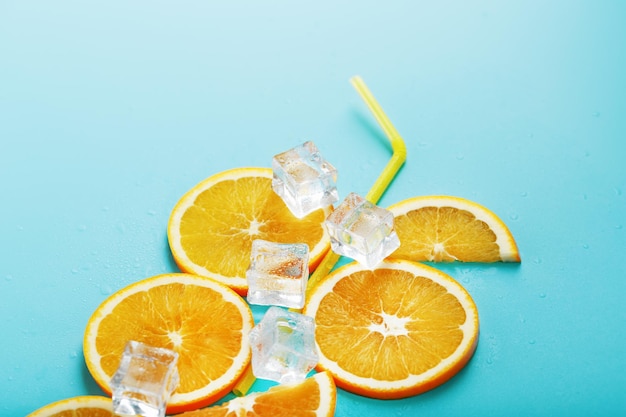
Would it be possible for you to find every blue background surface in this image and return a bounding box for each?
[1,1,625,415]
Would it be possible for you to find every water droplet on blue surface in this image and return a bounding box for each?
[509,213,519,221]
[582,243,589,249]
[528,339,536,345]
[533,257,542,264]
[520,191,528,198]
[539,292,547,299]
[456,154,465,160]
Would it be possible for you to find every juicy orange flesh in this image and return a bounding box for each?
[315,268,466,381]
[179,176,327,278]
[96,283,244,394]
[392,206,501,262]
[181,375,323,417]
[47,409,113,417]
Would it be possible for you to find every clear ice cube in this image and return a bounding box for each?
[246,239,309,309]
[272,141,339,218]
[110,341,179,417]
[325,192,401,269]
[249,306,318,384]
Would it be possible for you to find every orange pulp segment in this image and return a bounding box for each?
[304,259,479,399]
[167,167,331,295]
[389,195,520,262]
[178,371,336,417]
[83,273,254,414]
[27,396,114,417]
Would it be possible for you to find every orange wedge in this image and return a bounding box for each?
[167,167,331,296]
[178,371,336,417]
[27,396,113,417]
[304,259,479,399]
[83,273,254,414]
[389,195,520,262]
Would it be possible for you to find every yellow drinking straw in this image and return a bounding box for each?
[232,76,406,397]
[304,75,407,295]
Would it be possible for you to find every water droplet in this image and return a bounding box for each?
[615,224,623,230]
[102,206,110,212]
[533,257,542,264]
[100,285,113,295]
[582,243,589,249]
[509,213,519,221]
[614,188,623,196]
[539,292,547,299]
[520,191,528,198]
[71,268,79,274]
[456,154,465,161]
[592,111,600,118]
[486,357,493,365]
[528,339,536,345]
[69,351,79,359]
[4,274,13,282]
[77,224,87,232]
[147,210,157,216]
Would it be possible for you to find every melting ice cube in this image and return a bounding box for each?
[249,306,318,384]
[325,192,400,269]
[246,239,309,309]
[110,341,179,417]
[272,141,338,218]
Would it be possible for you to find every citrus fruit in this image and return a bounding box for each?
[303,259,479,399]
[27,396,113,417]
[178,371,336,417]
[167,167,332,295]
[388,195,520,262]
[83,273,254,414]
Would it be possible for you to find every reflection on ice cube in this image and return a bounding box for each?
[272,141,338,218]
[110,341,179,417]
[246,239,309,309]
[249,306,318,384]
[325,192,400,269]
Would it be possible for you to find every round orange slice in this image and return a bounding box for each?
[167,167,331,295]
[389,195,520,262]
[83,273,254,414]
[27,396,113,417]
[179,371,336,417]
[304,259,479,399]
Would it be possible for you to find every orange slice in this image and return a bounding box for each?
[303,259,479,399]
[388,195,520,262]
[179,371,336,417]
[167,167,331,295]
[27,396,113,417]
[83,273,254,414]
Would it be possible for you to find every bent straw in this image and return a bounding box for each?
[304,75,407,295]
[233,76,406,397]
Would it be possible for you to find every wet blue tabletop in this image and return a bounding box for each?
[1,1,625,415]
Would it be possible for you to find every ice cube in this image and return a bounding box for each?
[325,192,400,269]
[272,141,339,218]
[110,341,179,417]
[246,239,309,309]
[249,306,318,384]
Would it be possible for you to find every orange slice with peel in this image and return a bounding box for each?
[389,195,520,262]
[83,273,254,414]
[167,167,331,296]
[179,371,336,417]
[27,396,113,417]
[304,259,479,399]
